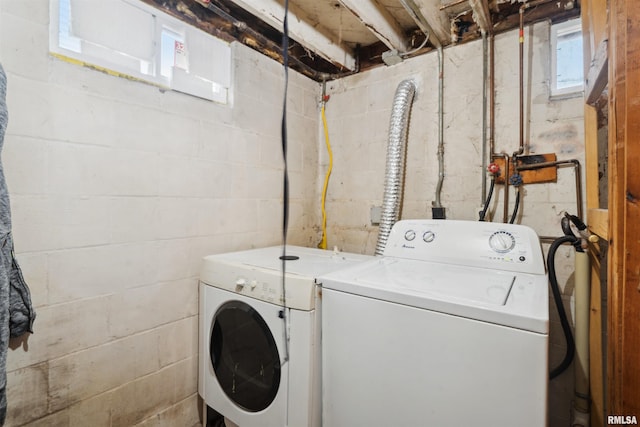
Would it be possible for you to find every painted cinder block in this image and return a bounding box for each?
[107,279,198,339]
[47,243,158,304]
[133,394,201,427]
[5,363,49,426]
[6,296,112,372]
[111,365,175,426]
[2,135,47,195]
[11,195,111,252]
[48,338,139,412]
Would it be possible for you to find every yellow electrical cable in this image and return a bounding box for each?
[319,103,333,250]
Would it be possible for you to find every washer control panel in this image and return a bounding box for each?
[385,219,545,275]
[488,230,516,253]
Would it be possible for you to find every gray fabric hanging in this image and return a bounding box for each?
[0,63,36,425]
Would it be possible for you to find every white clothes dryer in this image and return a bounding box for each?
[320,220,549,427]
[198,245,372,427]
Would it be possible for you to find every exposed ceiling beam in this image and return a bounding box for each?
[468,0,493,34]
[338,0,409,52]
[492,0,578,33]
[224,0,357,70]
[400,0,442,48]
[406,0,452,43]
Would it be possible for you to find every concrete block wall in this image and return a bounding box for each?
[322,21,584,427]
[0,1,585,425]
[0,1,320,425]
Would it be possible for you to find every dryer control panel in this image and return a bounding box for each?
[384,219,545,275]
[201,260,318,311]
[200,246,373,310]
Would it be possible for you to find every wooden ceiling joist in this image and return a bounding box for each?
[337,0,409,52]
[225,0,357,70]
[141,0,581,79]
[405,0,451,44]
[468,0,492,34]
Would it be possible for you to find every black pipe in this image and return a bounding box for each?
[548,235,577,380]
[509,188,521,224]
[479,177,495,221]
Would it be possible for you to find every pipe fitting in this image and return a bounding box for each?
[509,173,523,187]
[488,162,501,176]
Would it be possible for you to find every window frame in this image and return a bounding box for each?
[550,18,584,98]
[49,0,232,104]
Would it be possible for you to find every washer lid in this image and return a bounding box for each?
[320,257,549,334]
[357,260,516,306]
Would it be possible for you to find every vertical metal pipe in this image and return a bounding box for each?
[488,32,509,223]
[515,159,583,220]
[517,6,525,157]
[481,32,488,203]
[574,160,583,221]
[434,46,445,208]
[489,33,496,156]
[515,0,553,157]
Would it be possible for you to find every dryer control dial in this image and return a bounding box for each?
[423,231,436,243]
[489,231,516,253]
[404,230,416,241]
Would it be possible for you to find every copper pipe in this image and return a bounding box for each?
[515,159,583,220]
[489,33,495,156]
[517,6,525,158]
[540,236,566,243]
[434,46,445,208]
[515,0,554,158]
[481,32,488,203]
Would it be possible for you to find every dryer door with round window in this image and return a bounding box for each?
[210,300,281,412]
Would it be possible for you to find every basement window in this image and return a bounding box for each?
[550,19,584,98]
[50,0,231,104]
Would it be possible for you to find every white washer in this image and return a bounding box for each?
[320,219,549,427]
[198,245,372,427]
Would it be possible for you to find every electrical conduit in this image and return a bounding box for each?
[375,79,417,256]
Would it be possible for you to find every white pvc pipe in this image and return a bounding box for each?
[571,249,591,426]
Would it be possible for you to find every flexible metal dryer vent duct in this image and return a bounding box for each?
[375,79,417,256]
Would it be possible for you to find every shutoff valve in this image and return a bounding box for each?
[487,162,501,176]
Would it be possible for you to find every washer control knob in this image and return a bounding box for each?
[404,230,416,241]
[235,278,247,288]
[250,280,258,290]
[423,231,436,243]
[489,231,516,253]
